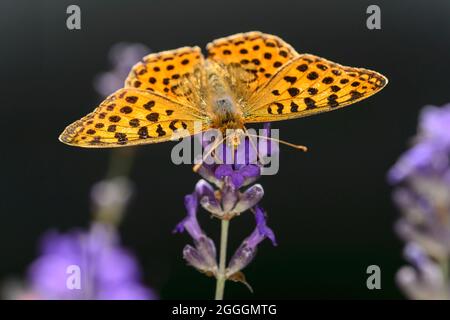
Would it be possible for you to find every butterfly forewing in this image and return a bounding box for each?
[244,54,387,122]
[125,46,206,108]
[206,31,299,95]
[59,88,208,147]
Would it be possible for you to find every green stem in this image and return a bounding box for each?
[441,256,449,299]
[94,149,136,225]
[106,149,136,179]
[215,219,230,300]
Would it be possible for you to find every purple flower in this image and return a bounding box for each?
[389,103,450,299]
[197,178,264,219]
[182,238,218,277]
[227,206,277,277]
[27,224,156,300]
[215,164,261,188]
[420,104,450,145]
[174,194,202,239]
[252,206,277,246]
[197,124,278,189]
[174,188,218,275]
[176,123,279,294]
[388,142,440,183]
[396,243,448,299]
[388,104,450,184]
[199,151,262,190]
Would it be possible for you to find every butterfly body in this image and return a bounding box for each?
[210,96,244,131]
[202,60,243,131]
[59,31,387,148]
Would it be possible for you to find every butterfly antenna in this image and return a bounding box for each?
[245,133,308,152]
[193,134,227,172]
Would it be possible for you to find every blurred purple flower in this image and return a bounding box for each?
[420,104,450,145]
[389,103,450,300]
[90,176,134,225]
[388,104,450,183]
[27,223,156,300]
[93,42,151,96]
[396,243,448,300]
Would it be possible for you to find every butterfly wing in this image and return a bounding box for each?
[59,88,209,148]
[243,54,387,123]
[61,46,211,148]
[125,46,206,108]
[206,31,299,95]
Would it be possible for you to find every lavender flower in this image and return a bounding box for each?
[396,243,448,299]
[27,223,156,300]
[175,125,278,298]
[227,206,277,277]
[215,164,260,189]
[174,193,218,276]
[389,103,450,300]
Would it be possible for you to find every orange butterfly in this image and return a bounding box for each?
[59,31,387,151]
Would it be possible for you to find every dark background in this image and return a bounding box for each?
[1,0,450,299]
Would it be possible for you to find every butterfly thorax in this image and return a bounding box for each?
[205,61,244,131]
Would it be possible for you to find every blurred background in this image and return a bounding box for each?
[1,0,450,299]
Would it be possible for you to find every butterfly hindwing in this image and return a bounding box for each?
[59,88,208,147]
[244,54,388,122]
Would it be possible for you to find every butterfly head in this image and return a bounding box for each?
[226,128,246,150]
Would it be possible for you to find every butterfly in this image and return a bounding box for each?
[59,31,387,151]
